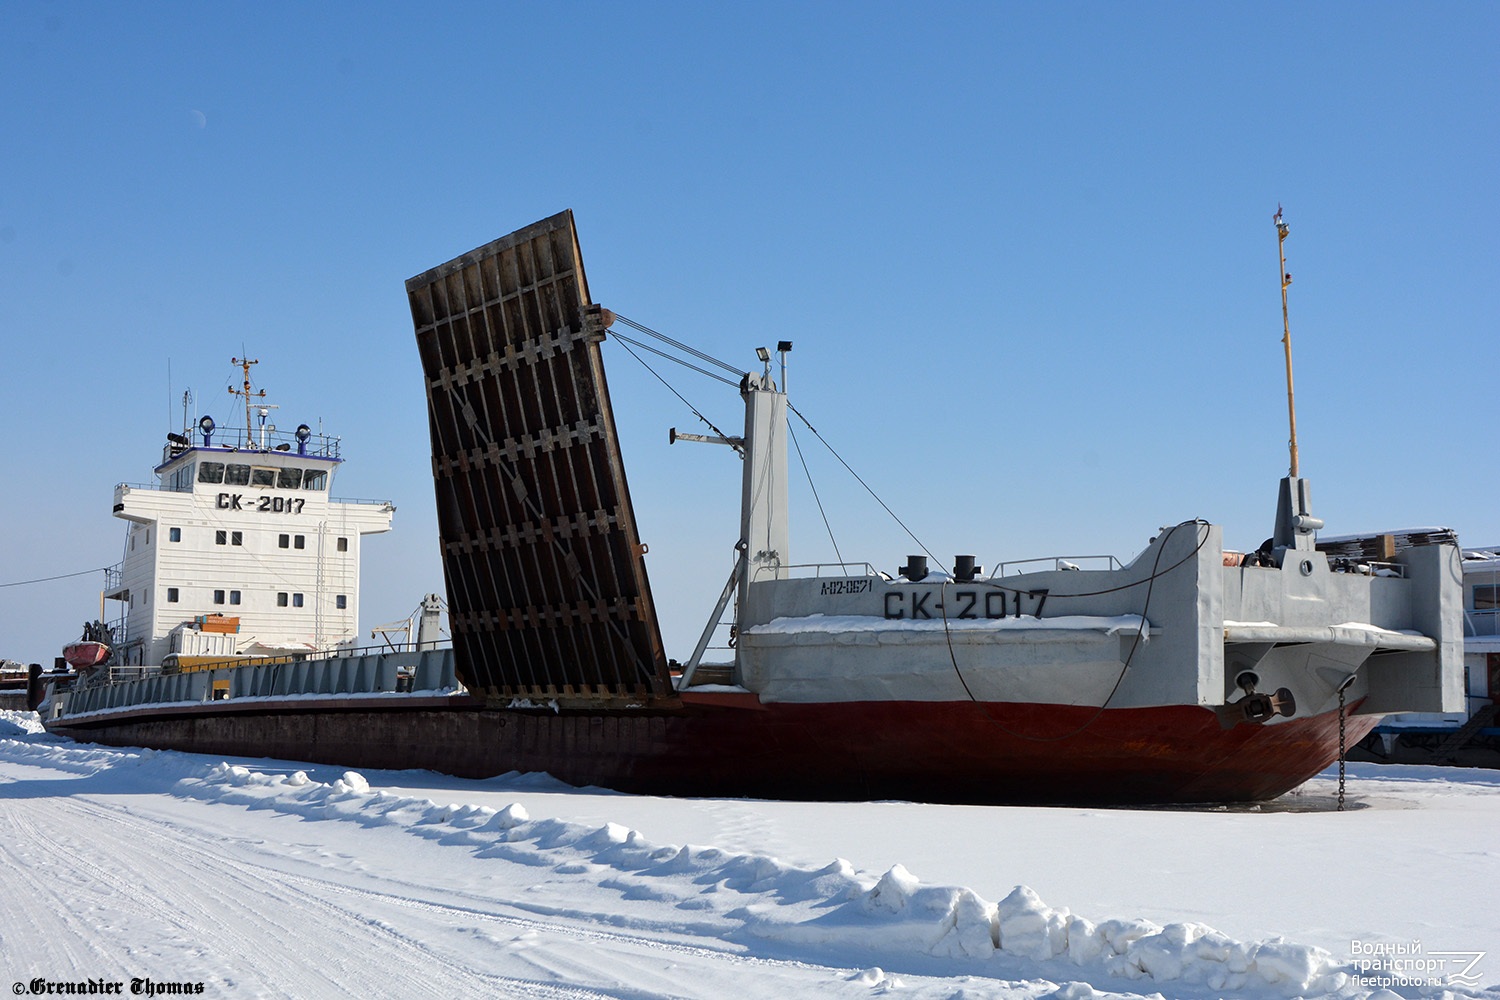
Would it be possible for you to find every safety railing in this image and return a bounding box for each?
[993,554,1123,575]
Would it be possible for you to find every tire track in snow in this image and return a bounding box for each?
[34,776,910,997]
[0,790,609,998]
[144,807,864,994]
[0,804,131,978]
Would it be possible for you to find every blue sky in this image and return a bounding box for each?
[2,3,1495,664]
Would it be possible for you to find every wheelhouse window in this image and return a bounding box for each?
[1476,585,1500,611]
[198,462,225,484]
[303,469,328,491]
[224,464,251,486]
[250,467,276,488]
[277,467,303,489]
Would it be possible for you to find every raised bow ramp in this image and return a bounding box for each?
[406,212,670,704]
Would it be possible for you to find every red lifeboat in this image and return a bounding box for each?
[62,641,110,670]
[63,621,114,670]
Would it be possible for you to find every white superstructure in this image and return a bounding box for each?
[1461,546,1500,717]
[101,368,393,667]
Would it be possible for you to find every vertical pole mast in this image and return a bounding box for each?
[1275,206,1298,478]
[229,357,265,448]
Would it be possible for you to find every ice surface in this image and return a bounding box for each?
[0,709,1495,999]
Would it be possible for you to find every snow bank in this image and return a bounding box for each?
[0,709,45,736]
[165,756,1369,998]
[6,729,1472,998]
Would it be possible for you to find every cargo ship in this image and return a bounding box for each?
[41,211,1464,804]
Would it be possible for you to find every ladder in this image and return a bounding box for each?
[1432,702,1498,760]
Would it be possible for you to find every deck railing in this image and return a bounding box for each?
[994,554,1124,575]
[61,646,460,717]
[1465,608,1500,638]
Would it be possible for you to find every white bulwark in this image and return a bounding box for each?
[104,414,393,667]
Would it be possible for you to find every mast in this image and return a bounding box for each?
[229,357,266,448]
[1269,205,1322,556]
[1275,206,1298,478]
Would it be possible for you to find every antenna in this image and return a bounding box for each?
[1274,205,1298,478]
[181,389,193,437]
[229,357,267,449]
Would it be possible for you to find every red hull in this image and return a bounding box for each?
[44,694,1376,805]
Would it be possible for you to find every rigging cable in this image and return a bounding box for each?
[609,314,935,566]
[786,400,937,564]
[612,314,745,378]
[960,523,1215,600]
[609,331,741,388]
[610,337,743,456]
[787,420,844,568]
[439,374,653,691]
[0,566,112,588]
[939,519,1211,743]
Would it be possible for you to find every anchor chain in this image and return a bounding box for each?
[1337,686,1347,812]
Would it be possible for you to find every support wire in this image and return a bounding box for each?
[787,401,936,563]
[788,421,843,567]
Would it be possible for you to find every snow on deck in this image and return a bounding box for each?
[747,613,1152,638]
[1224,621,1435,651]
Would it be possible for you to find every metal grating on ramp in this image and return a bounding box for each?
[406,211,670,703]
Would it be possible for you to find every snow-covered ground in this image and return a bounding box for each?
[1,710,1494,999]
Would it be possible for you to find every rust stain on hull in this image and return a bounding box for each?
[49,698,1375,806]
